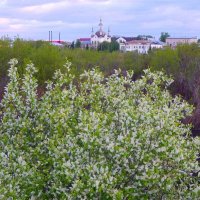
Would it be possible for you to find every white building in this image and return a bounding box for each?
[150,41,163,49]
[166,37,198,48]
[120,40,151,54]
[116,37,127,44]
[120,40,164,54]
[91,19,111,48]
[115,37,136,43]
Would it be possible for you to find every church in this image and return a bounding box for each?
[91,19,111,48]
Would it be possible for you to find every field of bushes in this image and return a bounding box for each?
[1,38,200,129]
[0,38,199,198]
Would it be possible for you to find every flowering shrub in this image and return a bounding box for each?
[0,59,199,199]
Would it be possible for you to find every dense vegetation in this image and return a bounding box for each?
[0,38,146,82]
[0,59,199,199]
[1,39,200,128]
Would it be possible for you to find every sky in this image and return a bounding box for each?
[0,0,200,41]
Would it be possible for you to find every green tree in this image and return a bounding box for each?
[109,40,119,52]
[176,43,200,107]
[97,41,110,51]
[12,39,34,65]
[0,39,12,76]
[0,59,199,199]
[31,43,65,84]
[70,41,75,49]
[75,39,81,48]
[150,47,179,75]
[160,32,170,42]
[98,41,119,52]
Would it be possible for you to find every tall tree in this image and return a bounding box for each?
[109,40,119,52]
[70,41,75,49]
[75,39,81,48]
[160,32,170,42]
[97,41,109,51]
[98,41,119,52]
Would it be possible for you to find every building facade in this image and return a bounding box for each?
[79,38,91,48]
[120,40,150,54]
[91,19,111,48]
[120,40,164,54]
[150,41,163,49]
[114,36,137,43]
[166,37,198,47]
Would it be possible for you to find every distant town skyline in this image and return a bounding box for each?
[0,0,200,41]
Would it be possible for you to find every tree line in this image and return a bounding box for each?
[1,38,200,128]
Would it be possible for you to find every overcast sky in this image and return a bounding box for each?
[0,0,200,41]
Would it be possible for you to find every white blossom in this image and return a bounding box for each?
[0,60,199,199]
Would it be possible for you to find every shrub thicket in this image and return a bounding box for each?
[0,59,199,199]
[1,39,200,127]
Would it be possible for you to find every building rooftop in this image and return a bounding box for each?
[112,36,138,42]
[127,40,151,45]
[95,31,106,37]
[166,37,197,39]
[79,38,91,42]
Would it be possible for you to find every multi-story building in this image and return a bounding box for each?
[120,40,151,54]
[120,40,163,54]
[166,37,198,47]
[112,36,137,43]
[150,41,164,49]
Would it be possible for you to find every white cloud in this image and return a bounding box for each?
[20,1,70,14]
[19,0,111,14]
[0,17,10,24]
[1,0,200,40]
[0,16,90,33]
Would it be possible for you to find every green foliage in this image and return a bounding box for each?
[0,39,12,76]
[0,59,199,199]
[70,41,75,49]
[2,39,200,128]
[98,41,119,52]
[150,47,179,75]
[109,40,119,52]
[12,39,34,63]
[0,39,138,85]
[97,41,110,51]
[176,43,200,103]
[149,43,200,104]
[160,32,170,42]
[75,39,81,48]
[31,44,65,85]
[176,43,200,76]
